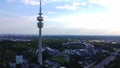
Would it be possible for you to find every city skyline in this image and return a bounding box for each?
[0,0,120,35]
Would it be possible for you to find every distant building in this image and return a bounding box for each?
[16,55,24,64]
[43,47,61,56]
[44,60,61,68]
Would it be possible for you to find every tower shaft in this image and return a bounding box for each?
[38,25,42,65]
[37,0,43,65]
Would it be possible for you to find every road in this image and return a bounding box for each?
[22,63,40,68]
[94,49,120,68]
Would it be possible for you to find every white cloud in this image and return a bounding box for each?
[0,16,38,34]
[43,0,70,3]
[45,9,120,35]
[6,0,39,5]
[1,14,120,35]
[43,26,119,35]
[56,1,81,10]
[55,0,120,11]
[89,0,120,10]
[40,0,71,5]
[47,11,54,14]
[21,0,39,5]
[0,11,16,16]
[3,0,120,35]
[80,2,87,6]
[56,5,76,10]
[1,11,120,35]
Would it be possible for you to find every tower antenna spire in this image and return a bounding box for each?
[39,0,42,15]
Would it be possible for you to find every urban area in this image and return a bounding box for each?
[0,35,120,68]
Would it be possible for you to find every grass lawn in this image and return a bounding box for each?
[49,57,66,64]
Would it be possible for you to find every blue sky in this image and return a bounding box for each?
[0,0,120,35]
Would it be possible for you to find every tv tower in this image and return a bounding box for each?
[37,0,43,65]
